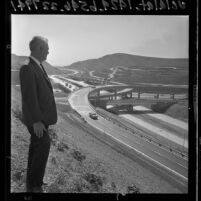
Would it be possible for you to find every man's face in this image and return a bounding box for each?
[39,42,49,62]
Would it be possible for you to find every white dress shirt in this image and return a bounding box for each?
[30,55,41,68]
[30,55,43,70]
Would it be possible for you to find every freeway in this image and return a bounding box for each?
[68,87,188,192]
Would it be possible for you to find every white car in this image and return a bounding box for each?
[89,112,98,120]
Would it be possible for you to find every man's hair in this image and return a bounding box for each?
[29,36,48,52]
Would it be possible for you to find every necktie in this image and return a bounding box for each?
[40,63,52,91]
[40,63,48,78]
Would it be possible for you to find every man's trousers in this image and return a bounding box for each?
[26,124,50,188]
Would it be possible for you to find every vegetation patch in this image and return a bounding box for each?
[165,100,188,122]
[12,170,25,182]
[12,107,23,123]
[151,101,176,113]
[127,184,140,194]
[46,183,62,193]
[82,173,105,191]
[48,128,59,146]
[71,150,86,162]
[66,176,91,193]
[57,142,69,152]
[51,156,58,165]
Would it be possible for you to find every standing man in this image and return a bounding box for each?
[20,36,57,193]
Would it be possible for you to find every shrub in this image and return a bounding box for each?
[51,156,57,165]
[73,179,90,193]
[127,184,140,194]
[83,173,104,191]
[12,107,23,122]
[56,174,66,186]
[12,171,23,182]
[111,181,116,190]
[71,150,86,162]
[67,177,91,193]
[57,142,69,152]
[48,129,58,146]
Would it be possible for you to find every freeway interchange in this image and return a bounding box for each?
[51,75,188,192]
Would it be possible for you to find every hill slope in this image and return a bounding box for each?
[65,53,188,71]
[11,54,62,75]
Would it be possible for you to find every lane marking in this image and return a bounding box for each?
[175,162,189,170]
[153,150,163,156]
[88,121,188,182]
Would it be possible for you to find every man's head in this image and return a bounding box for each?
[29,36,49,62]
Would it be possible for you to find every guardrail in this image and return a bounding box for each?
[95,109,188,159]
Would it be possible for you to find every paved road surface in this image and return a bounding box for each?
[68,87,188,192]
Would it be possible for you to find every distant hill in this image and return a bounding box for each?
[11,54,62,75]
[11,54,64,84]
[11,54,28,69]
[65,53,188,71]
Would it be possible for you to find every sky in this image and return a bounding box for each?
[11,15,188,66]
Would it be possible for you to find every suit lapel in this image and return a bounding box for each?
[29,58,53,92]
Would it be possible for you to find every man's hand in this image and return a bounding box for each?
[33,121,47,138]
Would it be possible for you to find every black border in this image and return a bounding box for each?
[4,0,198,201]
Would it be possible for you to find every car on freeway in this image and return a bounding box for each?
[89,112,98,120]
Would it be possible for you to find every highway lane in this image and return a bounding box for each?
[68,87,188,190]
[128,112,188,137]
[88,116,188,169]
[119,114,188,149]
[104,113,188,156]
[119,111,188,146]
[87,116,188,177]
[133,106,188,131]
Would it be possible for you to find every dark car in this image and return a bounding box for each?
[89,112,98,120]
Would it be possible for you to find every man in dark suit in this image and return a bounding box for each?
[20,36,57,193]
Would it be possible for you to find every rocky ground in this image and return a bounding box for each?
[10,86,184,194]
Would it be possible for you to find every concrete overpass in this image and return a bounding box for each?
[88,84,188,108]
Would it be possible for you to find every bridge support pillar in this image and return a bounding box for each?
[138,89,140,99]
[97,90,100,97]
[114,89,117,100]
[155,93,159,99]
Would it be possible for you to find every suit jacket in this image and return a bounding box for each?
[19,58,57,126]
